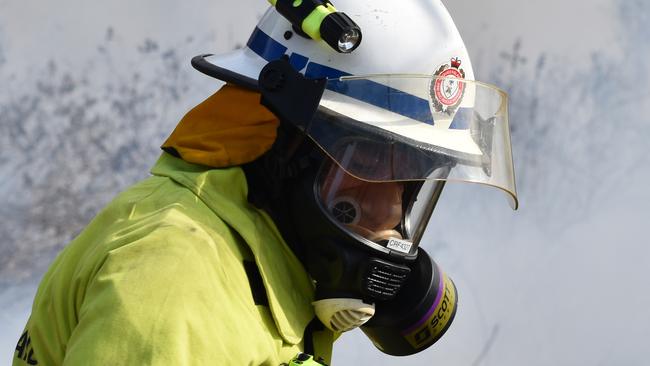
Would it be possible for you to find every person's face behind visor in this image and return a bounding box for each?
[319,160,406,243]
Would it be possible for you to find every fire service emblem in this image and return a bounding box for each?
[430,57,466,114]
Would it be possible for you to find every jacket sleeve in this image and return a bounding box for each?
[61,223,261,366]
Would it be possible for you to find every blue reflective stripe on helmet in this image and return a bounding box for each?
[325,79,435,126]
[247,27,435,126]
[288,53,310,72]
[304,62,349,79]
[247,27,288,61]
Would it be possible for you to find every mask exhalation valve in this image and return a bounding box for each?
[363,259,411,301]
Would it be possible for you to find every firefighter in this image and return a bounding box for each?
[14,1,517,365]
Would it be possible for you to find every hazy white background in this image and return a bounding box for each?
[1,1,649,365]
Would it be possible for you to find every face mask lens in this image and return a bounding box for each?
[315,135,447,252]
[320,160,407,244]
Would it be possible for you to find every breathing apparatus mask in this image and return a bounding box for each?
[191,0,517,356]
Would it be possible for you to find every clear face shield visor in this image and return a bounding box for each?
[305,75,518,252]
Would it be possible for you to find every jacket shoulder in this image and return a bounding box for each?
[23,175,259,365]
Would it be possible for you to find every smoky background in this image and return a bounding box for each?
[1,0,649,365]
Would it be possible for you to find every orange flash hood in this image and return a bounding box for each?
[162,84,279,168]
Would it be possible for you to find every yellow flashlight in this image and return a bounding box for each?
[267,0,362,53]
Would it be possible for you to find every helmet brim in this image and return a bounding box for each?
[192,48,267,90]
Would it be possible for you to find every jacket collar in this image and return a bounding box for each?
[151,153,314,345]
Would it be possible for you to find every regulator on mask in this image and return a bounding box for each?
[258,58,459,355]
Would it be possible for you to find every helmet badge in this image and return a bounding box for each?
[430,57,466,115]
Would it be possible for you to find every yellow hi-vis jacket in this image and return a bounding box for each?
[13,152,335,365]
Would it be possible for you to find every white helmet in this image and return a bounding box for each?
[195,0,517,209]
[202,1,474,84]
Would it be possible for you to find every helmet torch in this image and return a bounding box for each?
[267,0,362,53]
